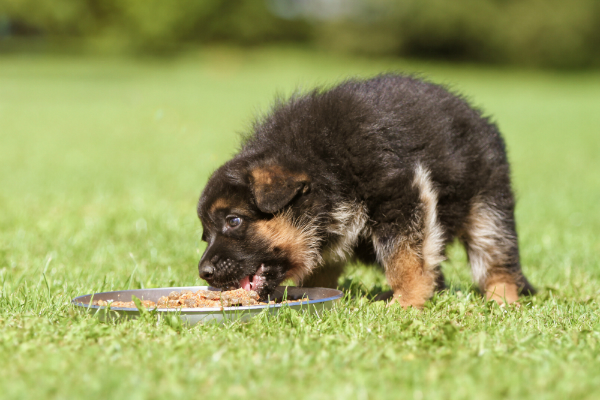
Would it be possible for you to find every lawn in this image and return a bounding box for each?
[1,47,600,400]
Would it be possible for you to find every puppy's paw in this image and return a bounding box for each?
[485,281,519,305]
[387,293,425,310]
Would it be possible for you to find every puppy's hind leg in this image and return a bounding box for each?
[464,196,535,305]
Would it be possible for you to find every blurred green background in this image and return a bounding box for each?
[1,0,600,68]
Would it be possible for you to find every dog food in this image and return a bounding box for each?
[93,288,308,310]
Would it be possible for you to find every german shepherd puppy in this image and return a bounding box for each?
[197,74,534,308]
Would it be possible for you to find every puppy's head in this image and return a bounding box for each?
[197,160,320,300]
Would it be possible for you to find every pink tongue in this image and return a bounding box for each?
[240,276,251,291]
[241,265,266,291]
[252,274,265,290]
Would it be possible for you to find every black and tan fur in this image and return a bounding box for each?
[197,74,534,308]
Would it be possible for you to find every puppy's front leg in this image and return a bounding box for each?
[382,242,439,309]
[373,164,447,309]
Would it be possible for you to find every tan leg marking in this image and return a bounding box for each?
[464,197,523,304]
[484,274,519,305]
[381,164,444,309]
[464,197,516,289]
[385,244,436,309]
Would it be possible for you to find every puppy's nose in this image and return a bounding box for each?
[200,265,215,280]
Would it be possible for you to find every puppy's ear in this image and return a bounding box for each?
[249,165,310,213]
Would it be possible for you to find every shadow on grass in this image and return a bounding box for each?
[337,275,484,304]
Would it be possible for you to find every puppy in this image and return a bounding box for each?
[197,74,534,308]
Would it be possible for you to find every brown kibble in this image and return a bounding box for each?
[241,298,258,306]
[157,296,169,306]
[184,298,197,307]
[229,297,242,305]
[195,290,220,300]
[91,288,304,309]
[207,291,221,300]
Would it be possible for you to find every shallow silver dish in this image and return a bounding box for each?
[72,286,343,325]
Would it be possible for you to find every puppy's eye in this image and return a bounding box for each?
[226,216,242,228]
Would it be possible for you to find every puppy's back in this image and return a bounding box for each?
[243,74,509,206]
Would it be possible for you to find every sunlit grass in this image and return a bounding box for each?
[1,47,599,399]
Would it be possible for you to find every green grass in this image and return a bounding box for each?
[1,47,600,400]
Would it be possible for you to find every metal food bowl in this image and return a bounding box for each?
[71,286,343,325]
